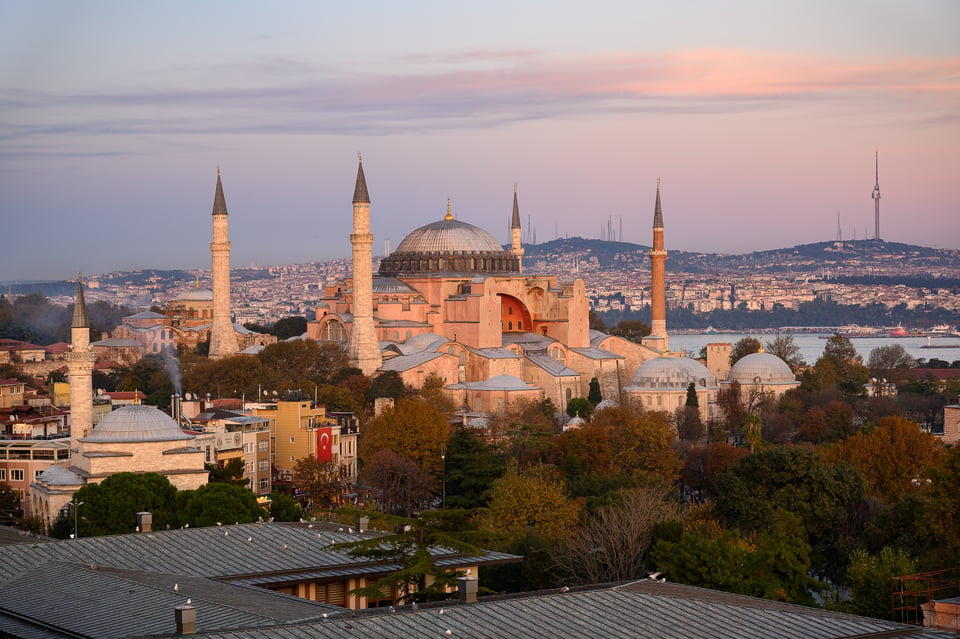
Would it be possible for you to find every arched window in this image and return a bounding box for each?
[508,307,513,315]
[508,321,513,330]
[517,321,522,330]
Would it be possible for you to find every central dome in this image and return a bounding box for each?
[81,404,194,443]
[728,352,797,385]
[379,212,519,276]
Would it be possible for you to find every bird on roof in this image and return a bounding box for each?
[247,536,253,543]
[322,613,328,619]
[173,584,179,592]
[389,606,396,614]
[338,527,344,532]
[439,608,444,615]
[185,598,191,605]
[224,531,229,537]
[445,630,452,637]
[648,572,662,580]
[411,602,418,610]
[560,586,570,593]
[216,522,222,526]
[281,543,287,550]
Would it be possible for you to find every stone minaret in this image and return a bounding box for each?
[871,150,881,241]
[348,156,382,375]
[66,275,95,450]
[648,179,668,353]
[510,183,524,272]
[209,168,238,359]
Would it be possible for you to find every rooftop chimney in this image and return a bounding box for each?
[457,576,478,604]
[175,604,196,635]
[355,516,369,533]
[136,511,152,533]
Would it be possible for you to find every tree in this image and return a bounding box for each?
[481,463,582,541]
[367,370,411,403]
[713,445,866,578]
[269,490,304,522]
[588,311,607,332]
[419,372,455,414]
[270,316,308,340]
[587,377,603,406]
[0,483,21,523]
[593,406,681,481]
[293,455,342,510]
[825,416,946,504]
[676,382,704,442]
[565,397,592,419]
[916,445,960,567]
[867,344,915,373]
[716,380,747,436]
[551,485,680,585]
[765,334,805,372]
[444,425,508,508]
[258,340,347,385]
[492,398,558,467]
[62,473,178,537]
[846,547,916,620]
[609,320,650,343]
[206,458,249,486]
[178,482,265,527]
[361,450,435,517]
[362,398,450,479]
[680,443,748,499]
[729,337,761,366]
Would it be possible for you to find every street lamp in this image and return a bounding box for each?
[70,500,84,539]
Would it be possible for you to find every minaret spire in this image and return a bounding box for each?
[67,274,95,449]
[647,178,668,354]
[209,168,239,359]
[871,149,881,241]
[348,156,382,375]
[509,183,524,272]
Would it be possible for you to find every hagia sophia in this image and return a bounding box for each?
[304,159,798,419]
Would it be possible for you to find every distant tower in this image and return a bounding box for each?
[648,179,668,353]
[510,183,524,272]
[348,156,382,375]
[209,168,239,359]
[871,150,881,240]
[66,275,95,449]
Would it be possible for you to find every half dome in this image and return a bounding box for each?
[81,404,193,443]
[728,352,796,385]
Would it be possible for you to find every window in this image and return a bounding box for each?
[0,470,5,481]
[258,478,269,491]
[290,456,296,462]
[289,437,296,443]
[10,469,24,482]
[259,460,269,471]
[34,470,44,479]
[258,440,268,451]
[247,462,254,473]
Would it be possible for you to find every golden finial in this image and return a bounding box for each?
[358,152,362,163]
[217,166,221,177]
[195,276,200,288]
[445,197,454,221]
[514,182,518,194]
[758,341,764,353]
[656,177,660,189]
[134,389,141,405]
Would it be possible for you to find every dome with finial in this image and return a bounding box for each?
[728,351,796,386]
[378,199,519,276]
[81,404,193,443]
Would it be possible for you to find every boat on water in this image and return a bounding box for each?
[885,324,923,338]
[819,325,881,339]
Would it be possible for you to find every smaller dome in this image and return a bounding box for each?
[82,404,193,443]
[728,352,797,385]
[628,357,717,390]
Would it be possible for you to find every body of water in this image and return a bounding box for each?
[669,332,960,366]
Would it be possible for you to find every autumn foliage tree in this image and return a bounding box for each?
[361,398,450,480]
[824,416,946,504]
[481,463,582,542]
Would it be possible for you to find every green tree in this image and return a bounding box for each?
[713,445,866,579]
[269,490,305,522]
[444,425,508,508]
[867,343,915,372]
[587,377,603,406]
[206,458,249,486]
[270,316,308,340]
[609,320,650,343]
[366,370,410,403]
[566,397,592,419]
[258,340,347,385]
[916,446,960,566]
[594,406,681,481]
[63,472,178,537]
[178,482,265,527]
[729,337,761,366]
[846,547,916,620]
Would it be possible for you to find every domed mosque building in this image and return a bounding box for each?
[722,346,799,400]
[308,164,667,412]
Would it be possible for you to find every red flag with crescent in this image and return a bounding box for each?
[317,426,333,462]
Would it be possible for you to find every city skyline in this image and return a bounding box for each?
[2,1,958,281]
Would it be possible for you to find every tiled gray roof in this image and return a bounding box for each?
[0,523,513,584]
[568,346,623,360]
[525,353,579,377]
[181,580,957,639]
[463,346,520,360]
[378,351,444,372]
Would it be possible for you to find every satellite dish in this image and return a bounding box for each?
[272,390,279,397]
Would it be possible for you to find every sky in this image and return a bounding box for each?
[1,1,958,281]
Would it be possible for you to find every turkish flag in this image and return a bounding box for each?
[317,426,333,462]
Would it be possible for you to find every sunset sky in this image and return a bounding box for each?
[2,1,958,281]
